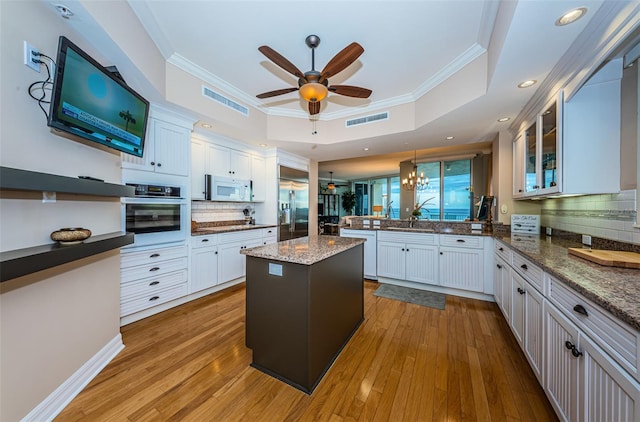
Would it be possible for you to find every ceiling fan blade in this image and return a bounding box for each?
[329,85,372,98]
[258,46,306,80]
[309,102,320,115]
[256,87,298,99]
[320,42,364,82]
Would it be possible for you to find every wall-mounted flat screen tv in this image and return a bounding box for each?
[48,36,149,157]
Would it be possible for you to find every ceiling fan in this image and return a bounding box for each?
[256,35,372,115]
[324,171,349,190]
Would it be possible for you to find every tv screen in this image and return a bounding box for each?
[48,36,149,157]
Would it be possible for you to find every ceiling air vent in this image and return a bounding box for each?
[345,112,389,128]
[202,86,249,116]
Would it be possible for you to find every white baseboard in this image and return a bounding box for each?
[22,334,124,422]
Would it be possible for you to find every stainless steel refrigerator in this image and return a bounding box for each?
[278,166,309,241]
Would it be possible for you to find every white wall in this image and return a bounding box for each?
[0,2,124,419]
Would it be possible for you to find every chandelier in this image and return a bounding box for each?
[402,150,429,191]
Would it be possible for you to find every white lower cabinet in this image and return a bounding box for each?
[439,246,483,292]
[120,244,188,317]
[524,284,544,383]
[496,240,640,422]
[377,231,438,284]
[190,234,218,293]
[494,255,511,321]
[545,302,582,422]
[217,229,263,284]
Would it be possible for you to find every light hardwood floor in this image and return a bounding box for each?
[56,281,558,421]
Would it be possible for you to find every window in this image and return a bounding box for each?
[416,159,472,221]
[352,177,401,218]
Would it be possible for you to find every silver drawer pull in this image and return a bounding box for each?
[573,304,588,317]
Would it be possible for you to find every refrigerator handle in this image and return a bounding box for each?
[290,191,295,233]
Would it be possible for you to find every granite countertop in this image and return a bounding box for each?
[192,224,276,236]
[496,234,640,331]
[240,235,365,266]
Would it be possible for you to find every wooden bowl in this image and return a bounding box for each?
[51,228,92,244]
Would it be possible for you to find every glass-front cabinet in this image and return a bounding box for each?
[513,92,562,198]
[525,121,538,194]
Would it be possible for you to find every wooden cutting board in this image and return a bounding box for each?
[568,248,640,269]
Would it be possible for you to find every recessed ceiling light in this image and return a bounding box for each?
[497,117,510,122]
[363,147,370,151]
[556,7,587,26]
[518,80,537,88]
[446,136,455,140]
[259,143,268,147]
[201,123,213,128]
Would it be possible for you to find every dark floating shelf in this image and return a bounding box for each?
[1,232,134,282]
[0,166,135,197]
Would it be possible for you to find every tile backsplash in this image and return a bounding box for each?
[541,189,639,244]
[191,201,253,223]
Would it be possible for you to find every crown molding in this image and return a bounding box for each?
[509,1,640,136]
[169,42,486,123]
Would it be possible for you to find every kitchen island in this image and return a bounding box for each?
[241,235,365,393]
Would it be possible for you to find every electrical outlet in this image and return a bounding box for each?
[582,234,592,246]
[546,227,552,236]
[24,41,40,72]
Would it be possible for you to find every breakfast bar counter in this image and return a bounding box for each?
[241,235,365,393]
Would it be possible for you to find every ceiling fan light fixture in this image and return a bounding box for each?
[299,83,328,103]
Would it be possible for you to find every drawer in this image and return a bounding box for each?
[377,231,436,245]
[262,227,276,237]
[121,245,187,268]
[494,241,511,263]
[121,257,188,283]
[191,234,218,248]
[511,252,543,293]
[262,235,277,245]
[121,269,187,300]
[121,283,188,317]
[439,234,482,249]
[219,229,262,244]
[548,276,639,380]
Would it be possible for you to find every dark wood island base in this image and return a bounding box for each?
[243,236,365,394]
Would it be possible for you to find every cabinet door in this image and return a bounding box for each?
[230,150,251,180]
[122,119,155,171]
[513,131,525,198]
[524,284,544,384]
[582,334,640,422]
[377,241,405,280]
[538,97,560,194]
[438,247,483,292]
[525,122,539,194]
[545,303,583,422]
[511,272,526,348]
[191,246,218,293]
[191,140,206,200]
[405,243,438,284]
[251,155,266,202]
[153,120,190,176]
[494,256,509,317]
[218,242,244,284]
[209,144,231,177]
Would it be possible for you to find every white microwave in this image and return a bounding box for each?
[205,175,251,202]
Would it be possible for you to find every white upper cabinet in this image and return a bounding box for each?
[513,58,623,199]
[209,144,251,180]
[251,155,266,202]
[122,118,191,177]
